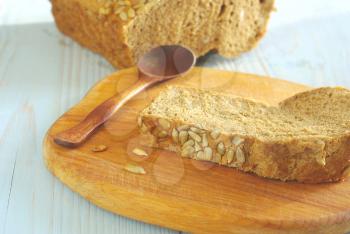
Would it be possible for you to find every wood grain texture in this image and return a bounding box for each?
[1,1,350,233]
[43,67,350,234]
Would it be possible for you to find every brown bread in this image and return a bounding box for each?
[51,0,275,68]
[139,86,350,183]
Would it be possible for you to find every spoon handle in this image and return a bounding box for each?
[54,78,155,148]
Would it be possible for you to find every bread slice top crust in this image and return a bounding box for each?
[141,86,350,142]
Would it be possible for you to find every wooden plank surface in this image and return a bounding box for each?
[42,67,350,234]
[1,0,350,234]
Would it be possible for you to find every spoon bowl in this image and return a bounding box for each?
[138,45,196,79]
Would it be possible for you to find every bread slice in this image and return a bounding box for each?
[138,86,350,183]
[51,0,275,68]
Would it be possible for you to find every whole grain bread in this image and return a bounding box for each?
[138,86,350,183]
[51,0,275,68]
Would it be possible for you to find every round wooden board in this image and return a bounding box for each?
[43,67,350,234]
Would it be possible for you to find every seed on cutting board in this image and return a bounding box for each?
[159,118,171,129]
[217,142,225,155]
[124,164,146,174]
[132,148,148,157]
[179,131,189,144]
[171,128,179,143]
[91,144,108,152]
[232,136,244,146]
[189,131,201,142]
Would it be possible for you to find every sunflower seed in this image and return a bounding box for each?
[136,6,145,13]
[182,139,194,149]
[124,164,146,174]
[158,130,168,138]
[236,147,245,164]
[217,142,225,155]
[177,125,190,131]
[128,8,136,18]
[213,153,221,163]
[179,131,189,144]
[134,3,144,9]
[316,157,326,166]
[314,140,326,152]
[194,141,202,152]
[119,12,128,21]
[132,148,148,157]
[99,7,110,15]
[204,147,213,160]
[196,151,205,160]
[171,128,179,143]
[189,131,201,142]
[221,155,228,165]
[91,145,108,152]
[181,146,195,157]
[232,136,244,146]
[190,127,204,134]
[210,130,220,140]
[159,118,171,130]
[118,0,131,6]
[114,6,125,14]
[201,134,208,147]
[226,149,234,164]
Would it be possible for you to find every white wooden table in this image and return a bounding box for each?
[1,1,350,233]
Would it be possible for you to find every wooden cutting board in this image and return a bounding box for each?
[43,67,350,234]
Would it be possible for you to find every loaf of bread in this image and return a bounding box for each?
[51,0,275,68]
[138,86,350,183]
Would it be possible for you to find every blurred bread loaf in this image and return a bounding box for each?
[51,0,275,68]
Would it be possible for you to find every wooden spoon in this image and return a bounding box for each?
[54,45,196,148]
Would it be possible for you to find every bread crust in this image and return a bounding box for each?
[52,0,134,68]
[52,0,275,68]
